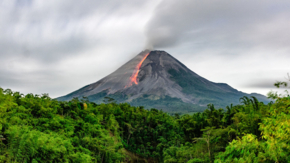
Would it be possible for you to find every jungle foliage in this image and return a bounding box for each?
[0,83,290,162]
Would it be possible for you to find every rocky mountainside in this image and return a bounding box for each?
[57,50,269,112]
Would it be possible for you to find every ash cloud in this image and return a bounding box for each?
[145,0,290,50]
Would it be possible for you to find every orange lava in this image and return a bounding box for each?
[125,53,149,88]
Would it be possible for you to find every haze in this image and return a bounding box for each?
[0,0,289,98]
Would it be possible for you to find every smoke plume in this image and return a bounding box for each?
[145,0,290,49]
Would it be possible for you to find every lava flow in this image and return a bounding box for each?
[125,53,150,88]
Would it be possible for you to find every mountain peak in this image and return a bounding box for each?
[57,50,269,112]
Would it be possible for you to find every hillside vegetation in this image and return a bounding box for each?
[0,85,290,162]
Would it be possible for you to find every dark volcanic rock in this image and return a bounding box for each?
[57,50,270,112]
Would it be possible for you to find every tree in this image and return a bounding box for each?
[193,127,216,163]
[268,73,290,99]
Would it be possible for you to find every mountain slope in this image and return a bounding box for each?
[57,50,269,112]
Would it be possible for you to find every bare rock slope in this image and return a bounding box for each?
[57,50,269,112]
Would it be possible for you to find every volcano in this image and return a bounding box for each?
[57,50,269,112]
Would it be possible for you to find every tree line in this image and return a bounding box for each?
[0,83,290,162]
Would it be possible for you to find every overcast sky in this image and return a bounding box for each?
[1,0,289,98]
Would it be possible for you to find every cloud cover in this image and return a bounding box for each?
[146,0,290,49]
[0,0,289,97]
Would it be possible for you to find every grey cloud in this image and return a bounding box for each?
[0,37,94,64]
[245,80,278,89]
[145,0,290,50]
[0,0,158,97]
[0,0,150,63]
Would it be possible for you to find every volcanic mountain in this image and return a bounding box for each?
[57,50,269,112]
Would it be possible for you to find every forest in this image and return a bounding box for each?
[0,81,290,163]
